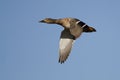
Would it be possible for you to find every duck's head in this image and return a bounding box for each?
[39,18,56,24]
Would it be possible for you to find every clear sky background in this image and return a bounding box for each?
[1,0,120,80]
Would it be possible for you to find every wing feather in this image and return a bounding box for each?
[59,29,75,63]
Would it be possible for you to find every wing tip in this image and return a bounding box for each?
[58,57,65,64]
[58,59,65,64]
[58,55,69,64]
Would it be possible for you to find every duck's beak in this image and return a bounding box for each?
[39,20,45,23]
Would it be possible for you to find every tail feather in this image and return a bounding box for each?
[83,26,96,32]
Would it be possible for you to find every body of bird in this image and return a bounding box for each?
[39,17,96,64]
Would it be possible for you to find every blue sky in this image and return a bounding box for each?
[1,0,120,80]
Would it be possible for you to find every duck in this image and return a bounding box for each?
[39,17,96,64]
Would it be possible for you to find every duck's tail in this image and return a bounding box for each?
[83,26,96,32]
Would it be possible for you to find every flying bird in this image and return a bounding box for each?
[39,17,96,64]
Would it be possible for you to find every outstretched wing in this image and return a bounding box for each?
[59,29,75,64]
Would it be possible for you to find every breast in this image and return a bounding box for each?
[70,25,83,38]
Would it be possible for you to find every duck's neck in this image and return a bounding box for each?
[49,19,62,25]
[46,19,57,24]
[55,19,63,25]
[49,19,57,23]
